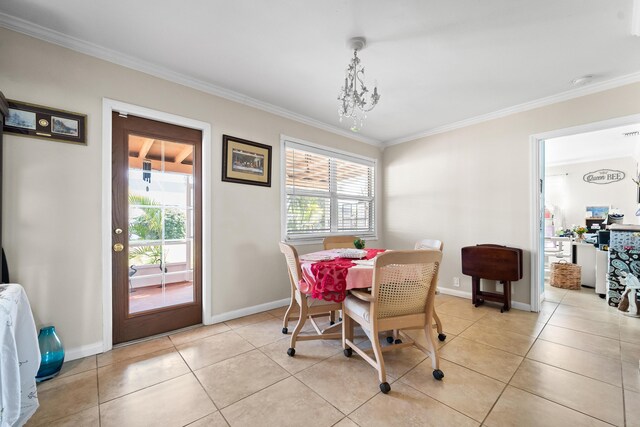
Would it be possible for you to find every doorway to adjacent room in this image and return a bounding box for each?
[531,113,640,310]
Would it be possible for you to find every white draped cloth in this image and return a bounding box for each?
[0,284,40,426]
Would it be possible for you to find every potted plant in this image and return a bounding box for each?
[573,225,588,240]
[354,238,366,249]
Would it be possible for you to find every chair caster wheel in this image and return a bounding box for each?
[287,348,295,357]
[500,308,504,313]
[343,348,353,357]
[379,382,391,394]
[394,339,402,344]
[339,317,342,321]
[438,333,446,342]
[282,327,288,334]
[330,321,335,326]
[474,303,480,308]
[433,369,444,380]
[386,336,394,344]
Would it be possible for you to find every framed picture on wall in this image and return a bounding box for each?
[221,135,272,187]
[3,100,87,145]
[586,206,609,219]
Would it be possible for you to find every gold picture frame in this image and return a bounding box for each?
[222,135,271,187]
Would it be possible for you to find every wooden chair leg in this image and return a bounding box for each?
[344,313,354,347]
[282,298,296,334]
[433,310,447,341]
[288,298,307,356]
[370,327,387,384]
[433,310,443,335]
[423,322,444,380]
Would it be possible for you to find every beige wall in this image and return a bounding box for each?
[383,82,640,305]
[0,28,382,353]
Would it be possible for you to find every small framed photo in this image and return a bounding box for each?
[3,100,86,145]
[586,206,609,219]
[222,135,271,187]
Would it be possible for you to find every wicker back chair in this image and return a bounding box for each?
[279,242,342,357]
[322,235,357,250]
[414,239,447,342]
[342,250,444,393]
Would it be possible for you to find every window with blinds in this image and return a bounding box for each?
[283,140,375,241]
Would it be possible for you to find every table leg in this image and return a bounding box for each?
[503,281,511,312]
[472,276,479,306]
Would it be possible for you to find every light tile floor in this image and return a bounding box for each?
[27,288,640,426]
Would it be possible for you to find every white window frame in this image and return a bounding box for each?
[280,135,378,245]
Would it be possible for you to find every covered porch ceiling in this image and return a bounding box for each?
[128,134,194,174]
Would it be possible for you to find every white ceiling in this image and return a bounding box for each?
[546,123,640,166]
[1,0,640,145]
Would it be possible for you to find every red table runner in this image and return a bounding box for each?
[305,249,385,302]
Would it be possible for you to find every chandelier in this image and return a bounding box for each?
[338,37,381,132]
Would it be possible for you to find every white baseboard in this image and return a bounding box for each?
[437,287,473,299]
[511,301,532,311]
[65,341,104,361]
[64,298,291,360]
[437,287,532,312]
[205,298,290,325]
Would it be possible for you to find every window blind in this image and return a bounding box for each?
[284,140,375,240]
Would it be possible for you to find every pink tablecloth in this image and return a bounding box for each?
[299,249,385,302]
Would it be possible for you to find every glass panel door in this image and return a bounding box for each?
[127,136,195,315]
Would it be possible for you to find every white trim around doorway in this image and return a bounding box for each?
[101,98,213,353]
[529,113,640,311]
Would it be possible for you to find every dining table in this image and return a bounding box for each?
[298,248,386,302]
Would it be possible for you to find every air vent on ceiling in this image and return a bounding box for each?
[623,131,640,137]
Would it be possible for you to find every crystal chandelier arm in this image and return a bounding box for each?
[337,39,380,129]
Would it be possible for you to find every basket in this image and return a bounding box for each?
[550,260,581,290]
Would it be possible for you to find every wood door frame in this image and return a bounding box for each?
[102,98,212,353]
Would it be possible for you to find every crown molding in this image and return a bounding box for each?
[0,12,382,148]
[384,70,640,147]
[4,11,639,151]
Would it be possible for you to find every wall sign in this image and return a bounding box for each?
[583,169,625,185]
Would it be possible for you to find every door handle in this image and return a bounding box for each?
[113,243,124,252]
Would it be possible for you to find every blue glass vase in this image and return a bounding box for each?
[36,326,65,382]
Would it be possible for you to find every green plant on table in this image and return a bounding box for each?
[354,238,366,249]
[573,225,588,238]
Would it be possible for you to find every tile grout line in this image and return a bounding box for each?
[341,306,491,424]
[181,317,341,420]
[479,296,561,425]
[45,294,636,426]
[617,311,626,427]
[289,374,353,420]
[95,314,282,426]
[173,341,221,413]
[493,294,624,426]
[389,352,489,424]
[338,301,543,424]
[194,314,340,414]
[502,382,618,426]
[96,354,102,427]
